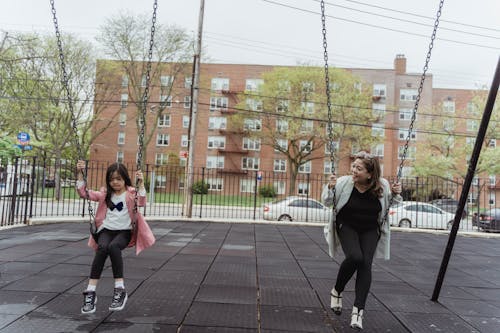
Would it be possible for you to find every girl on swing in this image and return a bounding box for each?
[76,160,155,314]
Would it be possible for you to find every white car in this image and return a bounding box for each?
[388,201,456,230]
[262,196,331,223]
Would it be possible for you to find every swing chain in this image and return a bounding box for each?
[134,0,158,222]
[50,0,95,224]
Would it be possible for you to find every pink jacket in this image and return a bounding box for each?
[77,185,156,255]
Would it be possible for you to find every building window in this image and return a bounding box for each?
[489,175,496,186]
[243,137,261,151]
[488,139,496,147]
[300,120,314,132]
[466,137,476,147]
[181,135,188,147]
[400,89,417,101]
[489,192,496,206]
[324,160,336,174]
[121,94,128,108]
[245,79,263,92]
[183,115,190,128]
[275,139,288,152]
[373,84,386,97]
[157,114,171,127]
[211,78,230,91]
[207,178,224,191]
[298,161,312,174]
[244,118,262,131]
[276,119,289,132]
[210,96,228,111]
[302,82,315,93]
[119,113,127,126]
[121,75,128,88]
[206,156,224,169]
[301,102,314,114]
[155,175,167,188]
[399,108,414,121]
[274,159,286,172]
[156,134,170,146]
[240,179,256,193]
[371,143,384,157]
[155,153,168,165]
[276,99,289,112]
[398,146,416,160]
[443,100,455,113]
[209,117,227,130]
[160,95,172,108]
[467,101,479,114]
[185,76,192,88]
[325,141,339,154]
[372,104,386,119]
[297,182,310,195]
[273,181,286,195]
[299,140,312,153]
[208,136,226,149]
[160,75,172,87]
[184,96,191,108]
[399,128,416,140]
[466,120,478,132]
[246,98,263,111]
[116,151,124,163]
[117,132,125,145]
[372,123,385,137]
[443,119,455,131]
[242,157,260,170]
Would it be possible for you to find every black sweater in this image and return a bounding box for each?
[336,187,381,232]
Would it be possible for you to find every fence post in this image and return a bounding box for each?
[199,167,205,218]
[306,173,310,222]
[253,170,258,220]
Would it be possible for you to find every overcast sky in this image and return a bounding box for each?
[1,0,498,89]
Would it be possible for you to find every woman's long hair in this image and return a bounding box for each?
[105,163,132,209]
[354,151,383,198]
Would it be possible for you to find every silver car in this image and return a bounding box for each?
[262,196,331,223]
[388,201,455,230]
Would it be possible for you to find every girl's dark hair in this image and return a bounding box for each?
[105,162,132,209]
[354,151,383,198]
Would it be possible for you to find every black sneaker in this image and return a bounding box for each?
[109,288,127,311]
[81,291,97,314]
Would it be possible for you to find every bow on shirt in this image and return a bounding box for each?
[110,202,124,211]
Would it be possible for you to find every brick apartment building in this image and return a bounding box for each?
[89,55,498,205]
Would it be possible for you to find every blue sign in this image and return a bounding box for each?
[17,132,30,143]
[257,171,263,181]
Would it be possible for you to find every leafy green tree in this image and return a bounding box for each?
[0,138,21,165]
[96,11,194,166]
[231,66,376,194]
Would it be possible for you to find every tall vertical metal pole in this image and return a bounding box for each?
[432,56,500,301]
[183,0,205,217]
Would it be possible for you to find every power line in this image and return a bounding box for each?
[261,0,500,50]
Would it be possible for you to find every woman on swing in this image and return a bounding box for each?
[322,151,402,329]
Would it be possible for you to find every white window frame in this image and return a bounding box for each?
[155,175,167,188]
[298,161,312,174]
[207,178,224,191]
[443,100,455,113]
[117,132,125,145]
[244,118,262,131]
[210,96,229,111]
[297,182,310,195]
[206,156,225,169]
[245,79,263,92]
[398,146,416,160]
[211,78,230,91]
[181,135,188,147]
[184,96,191,108]
[116,151,124,163]
[207,136,226,149]
[246,98,263,112]
[400,89,417,101]
[300,120,314,132]
[372,103,386,119]
[325,141,339,154]
[275,139,288,152]
[273,159,286,172]
[443,119,455,131]
[242,157,260,170]
[301,102,314,114]
[209,117,227,130]
[371,143,384,157]
[160,95,172,108]
[156,133,170,146]
[373,84,386,97]
[183,115,190,128]
[240,179,256,193]
[372,123,385,137]
[399,108,414,121]
[121,94,128,108]
[185,76,192,88]
[399,128,416,141]
[466,120,479,132]
[276,119,289,132]
[119,113,127,126]
[273,181,286,195]
[160,75,173,87]
[121,75,128,88]
[155,153,168,165]
[243,137,261,151]
[299,140,312,153]
[157,114,171,127]
[276,99,289,113]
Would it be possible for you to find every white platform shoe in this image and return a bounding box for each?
[330,288,342,315]
[350,306,364,330]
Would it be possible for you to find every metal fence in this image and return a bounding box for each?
[1,157,498,232]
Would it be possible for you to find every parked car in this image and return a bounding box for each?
[429,198,467,219]
[388,201,456,230]
[263,196,331,223]
[477,208,500,232]
[43,179,55,188]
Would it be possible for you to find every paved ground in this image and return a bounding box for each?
[0,221,499,332]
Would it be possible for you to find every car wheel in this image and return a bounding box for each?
[278,214,292,222]
[399,219,411,228]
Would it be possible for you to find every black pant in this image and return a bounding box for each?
[334,223,379,310]
[90,229,131,279]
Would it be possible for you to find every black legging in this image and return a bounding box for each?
[90,229,131,279]
[334,223,379,310]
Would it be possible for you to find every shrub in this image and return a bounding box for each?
[259,185,276,198]
[192,180,209,194]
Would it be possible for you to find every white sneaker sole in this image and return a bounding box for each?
[109,293,127,311]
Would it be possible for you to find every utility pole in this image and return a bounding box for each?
[183,0,205,217]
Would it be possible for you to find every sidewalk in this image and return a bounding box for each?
[1,220,499,332]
